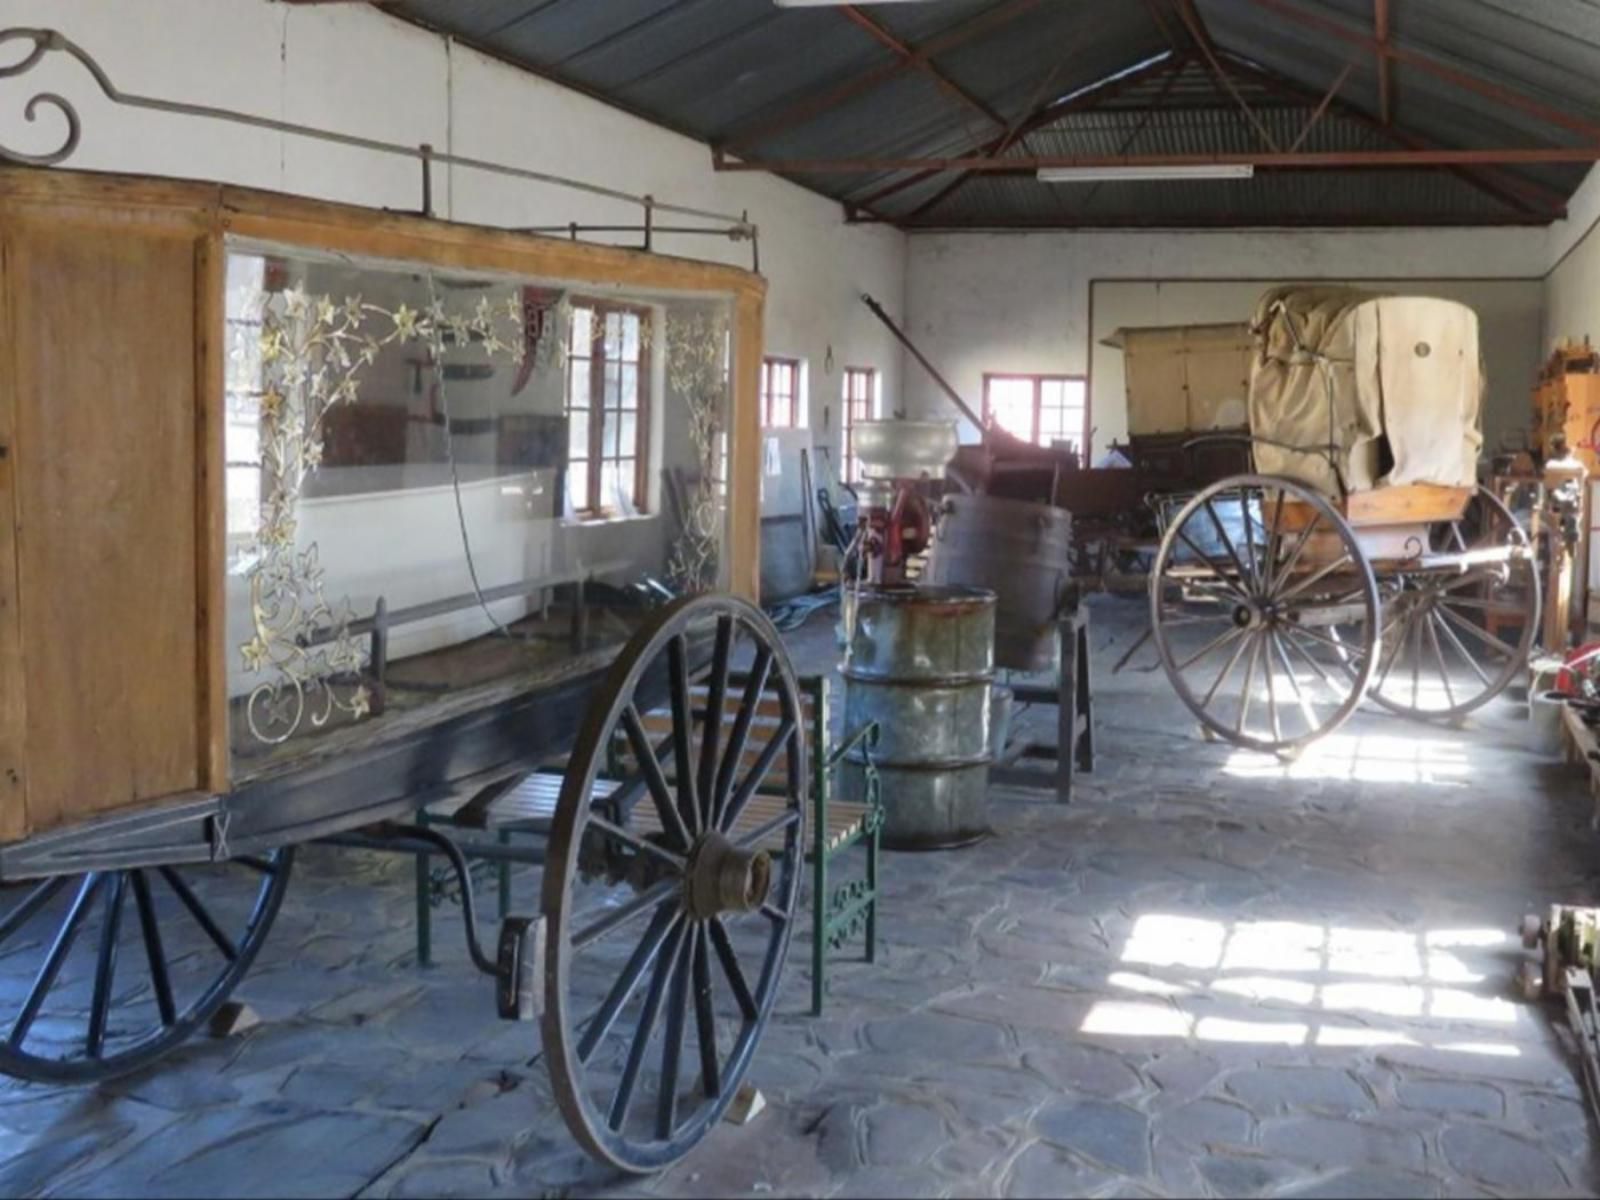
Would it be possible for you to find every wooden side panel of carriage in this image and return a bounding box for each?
[0,168,768,844]
[1276,483,1475,569]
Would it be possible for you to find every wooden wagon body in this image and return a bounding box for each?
[0,168,810,1173]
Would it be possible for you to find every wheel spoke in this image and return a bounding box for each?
[86,873,127,1059]
[1426,610,1457,709]
[1269,510,1319,597]
[1281,625,1339,691]
[10,874,102,1047]
[691,925,721,1099]
[573,877,681,952]
[621,705,692,851]
[1173,624,1246,673]
[1278,553,1354,605]
[1204,500,1256,597]
[733,808,801,852]
[1270,631,1319,734]
[759,901,788,925]
[1201,626,1253,708]
[607,920,687,1133]
[667,635,701,837]
[708,917,757,1022]
[159,867,237,962]
[1176,529,1251,602]
[1236,633,1262,735]
[0,876,67,947]
[1262,630,1281,742]
[1438,603,1518,660]
[131,870,176,1027]
[587,814,687,872]
[1410,607,1424,708]
[695,616,734,831]
[1263,487,1286,592]
[655,922,694,1138]
[577,903,681,1065]
[1433,610,1490,686]
[721,718,796,833]
[711,649,773,831]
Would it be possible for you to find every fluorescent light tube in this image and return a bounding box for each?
[1037,164,1255,183]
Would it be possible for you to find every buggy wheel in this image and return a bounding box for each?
[542,593,806,1173]
[0,849,293,1084]
[1151,474,1380,754]
[1368,486,1540,720]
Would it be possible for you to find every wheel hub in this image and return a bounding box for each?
[684,830,771,920]
[1232,601,1276,630]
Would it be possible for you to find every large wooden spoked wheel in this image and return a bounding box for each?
[542,593,806,1173]
[0,850,293,1084]
[1151,474,1380,754]
[1368,486,1540,720]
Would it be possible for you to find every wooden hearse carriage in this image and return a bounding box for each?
[0,166,810,1172]
[1149,286,1540,754]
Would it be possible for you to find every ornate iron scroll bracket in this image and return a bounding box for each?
[0,27,760,268]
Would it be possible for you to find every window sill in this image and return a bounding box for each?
[561,511,657,528]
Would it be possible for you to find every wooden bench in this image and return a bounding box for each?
[413,673,883,1015]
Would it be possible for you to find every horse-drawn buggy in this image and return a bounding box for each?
[1149,286,1540,754]
[0,165,803,1173]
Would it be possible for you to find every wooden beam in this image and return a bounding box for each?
[849,50,1186,213]
[1246,0,1600,142]
[719,147,1600,173]
[837,6,1006,130]
[719,0,1044,152]
[1221,51,1567,218]
[897,210,1551,230]
[1375,0,1393,125]
[1175,0,1281,151]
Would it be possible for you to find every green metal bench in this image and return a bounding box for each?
[413,673,882,1015]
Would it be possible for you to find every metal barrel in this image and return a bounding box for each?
[925,494,1074,674]
[840,584,996,850]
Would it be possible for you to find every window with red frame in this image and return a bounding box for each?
[842,366,877,482]
[566,302,650,517]
[983,373,1088,454]
[761,356,800,428]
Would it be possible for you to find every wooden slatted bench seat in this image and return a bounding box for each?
[414,673,882,1014]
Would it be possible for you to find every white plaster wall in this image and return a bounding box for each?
[904,226,1547,458]
[0,0,907,468]
[1544,164,1600,353]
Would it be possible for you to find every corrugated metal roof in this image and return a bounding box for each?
[378,0,1599,228]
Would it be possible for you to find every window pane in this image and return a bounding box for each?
[568,407,590,458]
[605,409,621,457]
[569,358,590,408]
[571,306,592,349]
[601,459,629,510]
[620,364,639,410]
[1041,379,1063,407]
[604,361,621,405]
[622,314,640,361]
[988,378,1034,441]
[566,461,589,513]
[618,410,638,457]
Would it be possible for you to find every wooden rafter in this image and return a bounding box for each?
[848,51,1185,217]
[837,7,1006,131]
[1247,0,1600,142]
[717,0,1044,153]
[720,147,1600,173]
[1175,0,1281,151]
[1375,0,1393,125]
[1222,51,1567,218]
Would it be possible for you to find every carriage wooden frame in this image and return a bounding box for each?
[1149,467,1541,755]
[0,167,806,1174]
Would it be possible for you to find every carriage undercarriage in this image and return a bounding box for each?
[0,593,804,1175]
[1150,474,1540,756]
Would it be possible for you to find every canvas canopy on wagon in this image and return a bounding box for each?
[1247,286,1483,497]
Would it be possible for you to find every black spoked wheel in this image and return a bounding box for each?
[542,593,806,1173]
[0,849,293,1084]
[1151,474,1380,754]
[1368,486,1540,720]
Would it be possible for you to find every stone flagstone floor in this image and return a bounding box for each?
[1,594,1597,1198]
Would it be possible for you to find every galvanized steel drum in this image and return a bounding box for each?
[841,584,996,850]
[925,494,1073,673]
